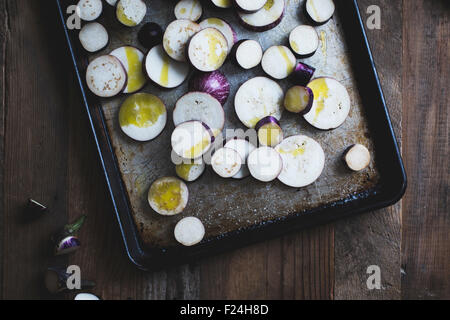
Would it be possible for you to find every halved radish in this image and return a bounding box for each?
[234,0,267,13]
[262,45,296,80]
[290,62,316,86]
[248,147,283,182]
[210,0,232,9]
[77,0,102,22]
[211,147,243,178]
[86,55,127,98]
[163,20,201,62]
[255,116,284,147]
[176,159,206,182]
[175,0,203,22]
[289,25,319,58]
[79,22,109,53]
[105,0,117,6]
[344,144,371,172]
[110,46,147,93]
[237,0,285,32]
[138,22,164,49]
[148,177,189,216]
[172,121,213,159]
[305,0,335,24]
[116,0,147,27]
[284,86,314,114]
[173,92,225,134]
[119,93,167,141]
[174,217,205,246]
[304,77,351,130]
[275,135,325,188]
[199,18,237,51]
[224,138,257,179]
[232,39,263,70]
[145,45,190,89]
[188,71,230,105]
[188,28,229,72]
[235,77,284,128]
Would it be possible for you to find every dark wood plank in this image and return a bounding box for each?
[401,0,450,300]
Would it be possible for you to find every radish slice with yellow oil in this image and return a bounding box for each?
[237,0,285,32]
[262,45,296,80]
[172,121,213,160]
[188,28,229,72]
[255,116,284,147]
[163,19,201,62]
[176,159,206,182]
[175,0,203,22]
[248,147,283,182]
[211,147,243,178]
[211,0,232,9]
[199,18,237,50]
[174,217,205,246]
[305,0,335,24]
[116,0,147,27]
[289,25,319,58]
[284,86,314,114]
[224,138,256,179]
[111,46,147,94]
[148,177,189,216]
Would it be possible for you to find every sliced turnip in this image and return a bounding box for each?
[79,22,109,53]
[304,77,351,130]
[224,138,256,179]
[290,62,316,86]
[248,147,283,182]
[116,0,147,27]
[119,93,167,141]
[176,159,206,182]
[172,121,213,159]
[235,77,284,128]
[232,39,263,70]
[110,46,147,93]
[305,0,335,24]
[211,147,243,178]
[145,45,190,89]
[105,0,117,6]
[210,0,232,9]
[234,0,267,13]
[188,28,229,72]
[163,20,201,62]
[175,0,203,22]
[284,86,314,114]
[344,144,371,172]
[86,55,127,98]
[174,217,205,246]
[289,25,319,58]
[262,45,296,80]
[188,71,230,105]
[77,0,103,21]
[148,177,189,216]
[255,116,284,147]
[275,135,325,188]
[199,18,237,51]
[138,22,164,49]
[237,0,285,32]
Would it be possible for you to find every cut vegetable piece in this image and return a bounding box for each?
[248,147,283,182]
[138,23,164,49]
[172,121,213,159]
[175,0,203,22]
[256,116,284,147]
[199,18,237,51]
[305,0,335,24]
[86,55,127,98]
[188,71,230,105]
[173,92,225,134]
[119,93,167,141]
[174,217,205,246]
[344,144,371,171]
[275,135,325,188]
[234,0,267,13]
[211,147,243,178]
[163,20,201,62]
[116,0,147,27]
[75,293,100,300]
[232,40,263,70]
[289,25,319,58]
[237,0,285,32]
[210,0,232,9]
[262,45,296,80]
[235,77,284,128]
[145,45,190,88]
[290,62,316,86]
[188,28,229,72]
[77,0,102,21]
[304,77,351,130]
[105,0,117,6]
[148,177,189,216]
[284,86,314,114]
[176,159,206,182]
[224,138,256,179]
[110,46,147,93]
[79,22,109,53]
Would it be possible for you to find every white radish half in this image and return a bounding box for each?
[275,135,325,188]
[284,85,314,114]
[175,0,203,22]
[148,177,189,216]
[224,138,256,179]
[234,0,267,13]
[199,18,237,51]
[248,147,283,182]
[116,0,147,27]
[304,77,351,130]
[305,0,335,24]
[110,46,147,93]
[79,22,109,53]
[74,293,100,300]
[172,121,213,159]
[210,0,232,9]
[119,93,167,141]
[86,55,127,98]
[174,217,205,246]
[145,45,190,89]
[344,144,371,171]
[77,0,102,21]
[237,0,285,32]
[105,0,117,6]
[176,159,206,182]
[211,148,243,178]
[188,28,229,72]
[173,92,225,134]
[233,40,263,70]
[235,77,284,128]
[262,45,296,80]
[289,25,319,57]
[163,20,201,62]
[256,116,284,147]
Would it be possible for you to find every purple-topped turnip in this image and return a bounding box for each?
[289,25,320,58]
[187,28,229,72]
[171,121,214,160]
[255,116,284,147]
[262,45,296,80]
[175,0,203,22]
[163,20,201,62]
[138,22,164,49]
[199,18,237,50]
[232,39,263,70]
[284,86,314,115]
[248,147,283,182]
[290,62,316,86]
[188,71,230,105]
[237,0,285,32]
[305,0,335,25]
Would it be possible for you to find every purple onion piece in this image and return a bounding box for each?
[290,62,316,86]
[255,116,282,132]
[55,236,81,256]
[189,71,231,105]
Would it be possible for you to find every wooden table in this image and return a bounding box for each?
[0,0,448,300]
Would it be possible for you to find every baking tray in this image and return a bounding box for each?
[56,0,406,270]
